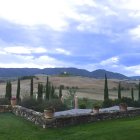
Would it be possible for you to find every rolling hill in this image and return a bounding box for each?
[0,67,134,79]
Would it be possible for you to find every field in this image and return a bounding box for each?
[0,75,139,100]
[0,113,140,140]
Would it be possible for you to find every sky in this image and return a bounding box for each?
[0,0,140,76]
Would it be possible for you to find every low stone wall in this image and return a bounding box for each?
[1,105,140,128]
[54,109,140,127]
[12,106,56,128]
[0,105,12,113]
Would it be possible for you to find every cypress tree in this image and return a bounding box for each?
[104,74,109,101]
[138,81,140,101]
[118,82,121,100]
[37,83,43,100]
[50,85,55,99]
[45,76,50,100]
[5,81,12,100]
[59,85,63,98]
[30,77,33,98]
[131,88,134,101]
[16,78,20,101]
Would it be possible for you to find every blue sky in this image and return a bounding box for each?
[0,0,140,76]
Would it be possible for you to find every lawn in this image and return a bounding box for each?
[0,113,140,140]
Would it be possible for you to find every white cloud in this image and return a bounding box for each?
[55,48,71,55]
[3,46,47,54]
[125,65,140,75]
[0,0,119,33]
[0,53,69,68]
[4,46,31,54]
[0,0,70,31]
[100,57,119,66]
[129,25,140,40]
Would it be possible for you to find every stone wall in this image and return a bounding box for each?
[12,106,56,128]
[0,105,12,113]
[1,105,140,128]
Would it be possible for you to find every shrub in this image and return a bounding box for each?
[19,98,38,110]
[19,98,67,112]
[102,99,113,108]
[45,99,67,112]
[120,97,133,106]
[79,103,86,109]
[0,98,10,105]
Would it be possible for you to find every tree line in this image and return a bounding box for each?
[4,76,63,102]
[103,74,140,107]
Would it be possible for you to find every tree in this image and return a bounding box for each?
[37,83,43,100]
[118,82,121,100]
[131,88,134,101]
[50,85,55,99]
[30,77,33,98]
[104,74,109,101]
[59,85,63,98]
[16,78,21,101]
[45,76,50,100]
[67,87,77,108]
[138,81,140,101]
[5,81,12,100]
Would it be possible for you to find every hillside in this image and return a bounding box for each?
[0,68,130,79]
[0,75,138,100]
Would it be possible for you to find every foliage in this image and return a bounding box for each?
[79,103,86,109]
[59,85,63,98]
[5,81,12,100]
[20,97,67,112]
[102,97,139,108]
[30,77,34,98]
[50,85,55,99]
[118,82,121,99]
[102,99,113,108]
[45,76,50,100]
[65,87,78,109]
[20,75,36,80]
[67,87,77,99]
[131,88,134,101]
[0,98,10,105]
[138,81,140,101]
[16,78,21,102]
[104,74,109,101]
[19,98,38,110]
[37,83,43,101]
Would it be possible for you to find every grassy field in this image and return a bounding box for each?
[1,113,140,140]
[0,75,138,101]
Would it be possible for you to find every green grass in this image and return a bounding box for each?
[1,113,140,140]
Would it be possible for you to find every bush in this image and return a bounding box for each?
[19,97,67,112]
[120,97,133,106]
[79,103,86,109]
[102,99,113,108]
[0,98,10,105]
[102,97,137,108]
[19,98,38,110]
[44,99,67,112]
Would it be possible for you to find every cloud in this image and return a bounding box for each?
[129,25,140,40]
[100,57,119,66]
[55,48,71,55]
[3,46,47,55]
[0,0,140,76]
[0,0,70,31]
[125,65,140,75]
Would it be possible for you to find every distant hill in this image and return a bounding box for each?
[91,69,128,79]
[0,67,133,79]
[130,76,140,80]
